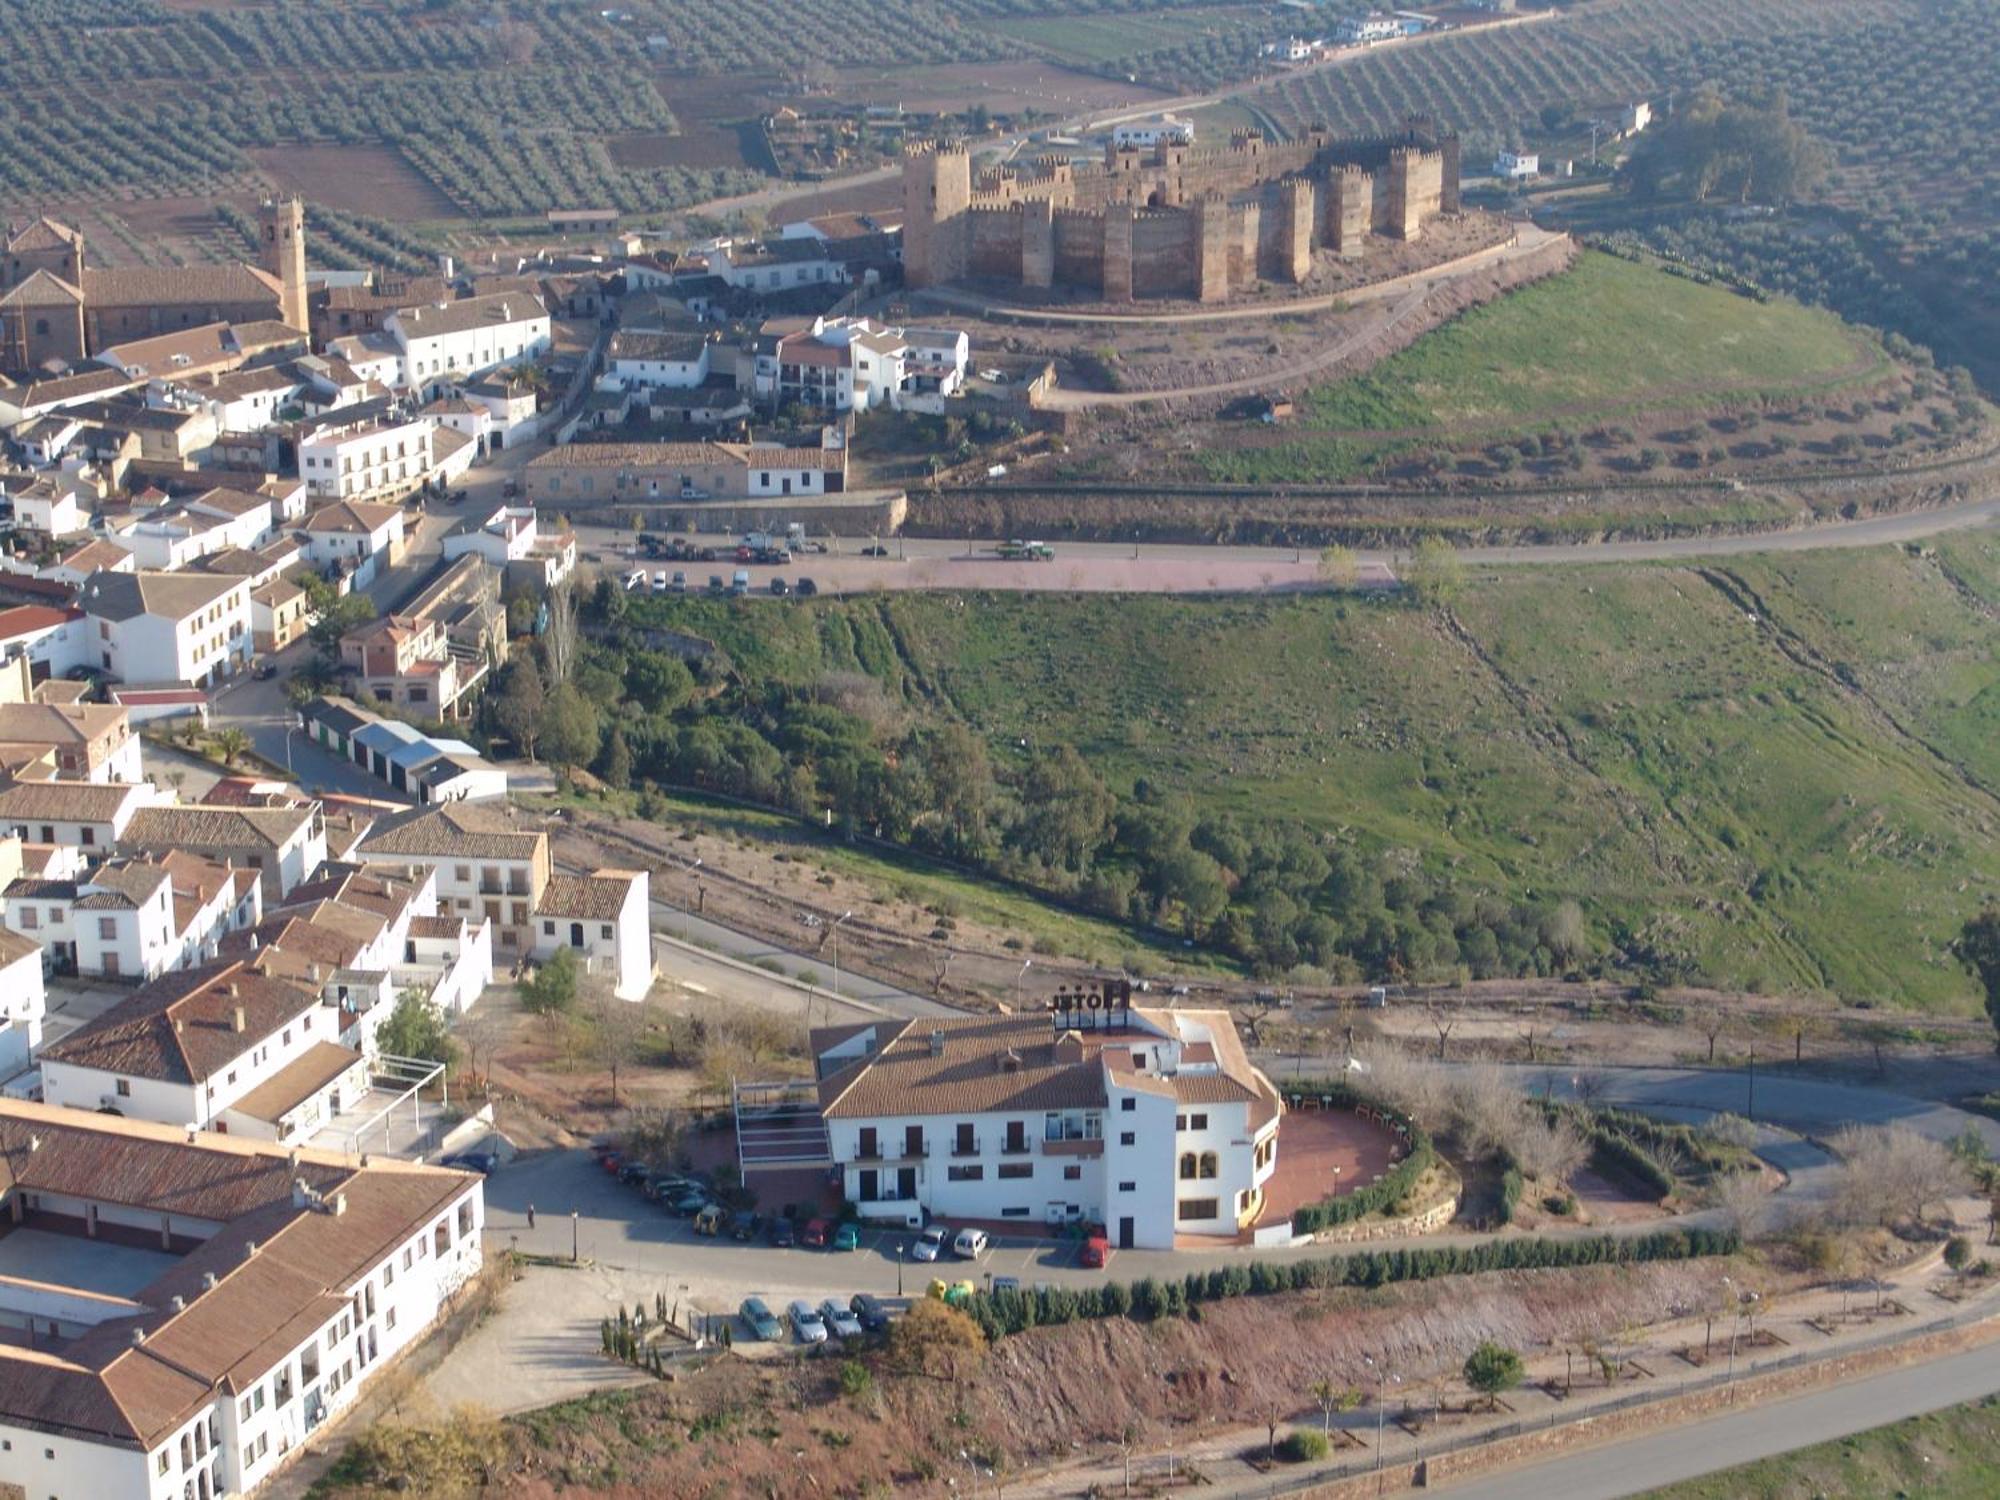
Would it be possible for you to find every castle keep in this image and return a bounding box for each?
[904,121,1459,303]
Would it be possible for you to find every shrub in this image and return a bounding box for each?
[837,1360,873,1399]
[1945,1235,1973,1274]
[1279,1429,1331,1462]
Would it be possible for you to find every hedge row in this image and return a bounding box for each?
[1583,1105,1739,1176]
[1498,1164,1525,1225]
[1287,1081,1434,1234]
[1585,1127,1675,1201]
[961,1228,1740,1342]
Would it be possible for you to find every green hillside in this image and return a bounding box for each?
[634,531,2000,1009]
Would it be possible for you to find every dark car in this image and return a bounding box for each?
[731,1212,766,1242]
[696,546,719,562]
[645,1174,694,1201]
[860,544,889,557]
[849,1293,891,1333]
[669,1187,711,1216]
[253,662,279,680]
[795,577,817,597]
[739,1296,784,1342]
[439,1150,500,1175]
[768,1216,797,1248]
[707,574,726,594]
[617,1160,651,1187]
[769,577,790,597]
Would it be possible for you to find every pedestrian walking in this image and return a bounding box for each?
[527,1204,537,1229]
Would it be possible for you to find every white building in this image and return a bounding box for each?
[10,480,85,537]
[607,329,713,390]
[41,957,368,1142]
[815,998,1282,1250]
[121,803,328,903]
[0,604,93,687]
[1621,100,1653,137]
[1111,115,1195,149]
[760,315,969,414]
[1335,13,1405,44]
[298,403,436,504]
[0,1100,482,1500]
[0,778,158,853]
[384,292,552,399]
[299,499,406,587]
[78,568,252,688]
[110,487,277,571]
[0,925,41,1074]
[708,240,846,293]
[439,506,574,591]
[531,868,653,1002]
[1494,149,1540,179]
[3,853,260,983]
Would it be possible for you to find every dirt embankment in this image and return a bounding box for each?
[478,1259,1743,1499]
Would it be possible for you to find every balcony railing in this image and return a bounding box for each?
[950,1138,982,1158]
[999,1140,1032,1156]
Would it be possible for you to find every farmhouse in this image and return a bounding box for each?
[903,119,1459,303]
[0,1099,482,1499]
[814,993,1282,1250]
[78,568,253,690]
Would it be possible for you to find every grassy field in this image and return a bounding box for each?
[644,531,2000,1008]
[1637,1393,2000,1498]
[1200,251,1881,482]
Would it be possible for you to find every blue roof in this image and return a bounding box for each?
[382,738,455,773]
[352,720,427,756]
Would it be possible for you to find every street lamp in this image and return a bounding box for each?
[571,1209,580,1264]
[667,854,703,944]
[829,910,854,997]
[1014,958,1032,1007]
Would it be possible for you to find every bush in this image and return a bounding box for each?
[962,1228,1738,1340]
[1279,1429,1331,1462]
[1945,1235,1973,1273]
[1498,1166,1524,1225]
[837,1360,874,1399]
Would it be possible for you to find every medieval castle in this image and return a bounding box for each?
[1,197,308,375]
[904,120,1460,303]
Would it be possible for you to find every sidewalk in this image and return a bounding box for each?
[1005,1226,2000,1498]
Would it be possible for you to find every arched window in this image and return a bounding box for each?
[1178,1152,1197,1181]
[1199,1152,1218,1179]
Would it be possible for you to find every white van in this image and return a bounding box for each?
[952,1227,989,1259]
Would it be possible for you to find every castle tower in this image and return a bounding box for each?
[902,144,971,289]
[260,196,308,330]
[1327,166,1371,259]
[1192,195,1229,303]
[1276,179,1314,283]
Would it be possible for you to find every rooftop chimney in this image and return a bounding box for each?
[169,1295,185,1312]
[331,1192,347,1218]
[928,1029,944,1057]
[130,1328,146,1347]
[243,1240,259,1260]
[233,1006,246,1034]
[25,1135,38,1155]
[201,1272,217,1291]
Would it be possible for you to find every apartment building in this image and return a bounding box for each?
[0,1101,482,1498]
[522,440,847,507]
[384,293,551,399]
[297,402,435,504]
[3,852,260,983]
[78,569,252,688]
[815,997,1282,1249]
[0,699,140,782]
[0,778,157,852]
[120,802,327,902]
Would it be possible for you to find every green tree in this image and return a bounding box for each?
[915,722,994,857]
[601,726,634,790]
[1463,1340,1525,1410]
[521,947,579,1017]
[303,574,376,667]
[209,727,250,767]
[375,988,457,1067]
[538,681,603,774]
[1405,537,1465,609]
[1317,545,1360,591]
[492,656,546,760]
[1014,744,1114,873]
[1962,906,2000,1051]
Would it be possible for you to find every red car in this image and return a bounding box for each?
[1079,1235,1110,1269]
[800,1216,832,1248]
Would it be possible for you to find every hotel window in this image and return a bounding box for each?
[1178,1152,1197,1180]
[1188,1113,1208,1131]
[1198,1152,1218,1179]
[116,1079,130,1096]
[1176,1199,1218,1221]
[1119,1132,1135,1147]
[1120,1097,1136,1112]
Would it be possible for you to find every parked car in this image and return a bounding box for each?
[693,1203,733,1236]
[769,576,790,597]
[731,1212,766,1242]
[623,569,645,592]
[819,1298,864,1340]
[669,1187,710,1216]
[730,569,750,596]
[438,1150,499,1175]
[645,1174,693,1201]
[739,1297,784,1341]
[253,661,279,680]
[617,1160,651,1187]
[849,1293,892,1333]
[832,1222,860,1251]
[768,1216,797,1248]
[1079,1235,1110,1269]
[800,1217,832,1248]
[912,1225,948,1262]
[652,571,670,594]
[708,574,726,594]
[952,1227,989,1259]
[788,1299,829,1344]
[860,544,889,557]
[795,577,818,597]
[670,570,687,593]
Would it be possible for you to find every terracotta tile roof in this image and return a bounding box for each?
[525,439,841,470]
[97,322,238,374]
[75,858,172,911]
[123,803,314,856]
[818,1013,1114,1119]
[79,569,243,624]
[0,700,126,750]
[5,217,82,254]
[302,499,402,535]
[54,538,133,574]
[392,291,548,339]
[0,779,145,825]
[0,926,35,967]
[224,1042,365,1124]
[0,604,83,638]
[536,868,640,922]
[359,800,544,863]
[39,958,319,1086]
[407,914,463,939]
[79,263,284,310]
[0,269,83,308]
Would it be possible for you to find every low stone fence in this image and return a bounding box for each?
[1307,1184,1459,1246]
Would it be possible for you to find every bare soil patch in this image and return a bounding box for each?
[608,127,762,174]
[827,60,1164,116]
[251,143,459,219]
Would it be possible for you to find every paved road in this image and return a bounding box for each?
[1436,1336,2000,1499]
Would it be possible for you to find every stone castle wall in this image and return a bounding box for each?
[903,120,1458,303]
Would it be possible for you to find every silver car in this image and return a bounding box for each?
[819,1298,864,1339]
[788,1299,828,1344]
[912,1225,947,1262]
